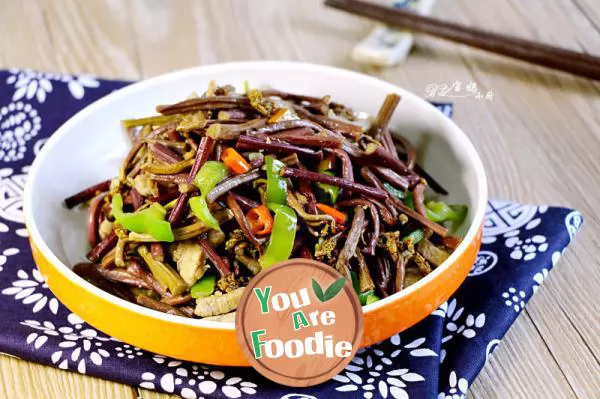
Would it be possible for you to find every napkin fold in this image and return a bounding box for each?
[0,70,583,398]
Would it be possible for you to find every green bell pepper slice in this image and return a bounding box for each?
[190,273,216,299]
[316,171,340,204]
[425,201,468,223]
[189,196,221,231]
[259,203,297,268]
[265,156,287,205]
[193,161,229,195]
[111,193,174,242]
[190,161,229,231]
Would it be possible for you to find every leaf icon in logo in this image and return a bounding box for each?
[312,277,347,302]
[312,278,325,302]
[323,277,347,302]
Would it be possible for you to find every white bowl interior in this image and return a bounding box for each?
[25,62,487,325]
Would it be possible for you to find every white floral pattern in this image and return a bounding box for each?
[437,299,486,344]
[438,371,468,399]
[0,246,19,273]
[138,355,258,398]
[433,299,486,363]
[114,343,145,359]
[565,211,583,242]
[505,233,547,261]
[0,166,27,224]
[532,269,548,294]
[501,287,526,312]
[532,251,561,294]
[469,250,498,276]
[482,201,544,244]
[485,339,501,363]
[2,268,60,314]
[6,68,100,102]
[21,313,110,374]
[334,334,435,398]
[0,102,40,161]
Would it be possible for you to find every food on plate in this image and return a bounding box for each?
[66,82,467,319]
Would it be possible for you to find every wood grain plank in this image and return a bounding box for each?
[468,312,578,399]
[0,1,57,70]
[568,0,600,36]
[0,354,138,399]
[129,0,199,78]
[527,273,600,397]
[419,1,600,397]
[33,0,140,79]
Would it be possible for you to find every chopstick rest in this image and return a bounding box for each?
[351,0,437,66]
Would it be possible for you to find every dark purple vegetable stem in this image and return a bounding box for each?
[281,167,388,201]
[86,232,118,263]
[236,135,324,160]
[198,239,231,277]
[149,143,182,164]
[65,180,111,209]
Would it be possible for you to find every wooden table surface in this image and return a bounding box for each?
[1,1,599,398]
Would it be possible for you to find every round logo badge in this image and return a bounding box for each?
[235,259,364,387]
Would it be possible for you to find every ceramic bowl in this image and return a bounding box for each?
[24,61,487,366]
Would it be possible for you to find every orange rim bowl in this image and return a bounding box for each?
[24,62,488,366]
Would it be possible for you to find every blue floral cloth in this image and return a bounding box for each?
[0,70,583,399]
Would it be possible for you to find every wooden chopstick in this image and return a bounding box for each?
[325,0,600,81]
